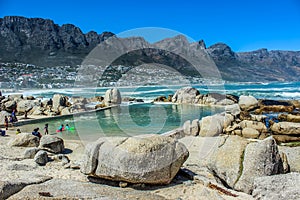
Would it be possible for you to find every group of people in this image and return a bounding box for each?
[57,124,71,132]
[3,109,18,130]
[31,123,49,138]
[2,120,72,138]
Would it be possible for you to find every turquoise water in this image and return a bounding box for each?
[8,81,300,141]
[19,103,224,141]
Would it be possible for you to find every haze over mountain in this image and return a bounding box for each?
[1,16,300,82]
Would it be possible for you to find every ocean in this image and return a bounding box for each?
[5,81,300,101]
[4,81,300,141]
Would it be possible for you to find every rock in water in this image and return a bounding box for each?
[39,135,64,154]
[252,173,300,200]
[104,88,121,105]
[172,87,200,104]
[234,137,284,194]
[9,133,40,147]
[238,95,258,111]
[34,150,48,166]
[81,135,189,184]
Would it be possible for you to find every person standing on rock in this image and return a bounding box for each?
[4,116,9,130]
[12,109,17,122]
[24,111,28,119]
[44,124,49,135]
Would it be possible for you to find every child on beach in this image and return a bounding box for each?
[32,128,42,138]
[9,116,13,123]
[65,124,70,130]
[4,116,8,130]
[0,128,5,136]
[16,129,21,134]
[44,124,49,135]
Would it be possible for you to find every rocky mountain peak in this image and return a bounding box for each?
[0,16,114,66]
[154,34,190,51]
[207,42,237,60]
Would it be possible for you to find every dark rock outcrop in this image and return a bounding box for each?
[0,16,114,66]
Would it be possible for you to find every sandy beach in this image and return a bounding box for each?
[0,127,255,200]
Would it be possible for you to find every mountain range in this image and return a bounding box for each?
[1,16,300,82]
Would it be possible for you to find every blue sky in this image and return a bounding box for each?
[0,0,299,51]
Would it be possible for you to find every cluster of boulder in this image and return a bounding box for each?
[161,87,300,196]
[159,87,300,144]
[154,87,238,106]
[9,133,68,166]
[0,88,122,123]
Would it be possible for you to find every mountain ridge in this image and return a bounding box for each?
[1,16,300,82]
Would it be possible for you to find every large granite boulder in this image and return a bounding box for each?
[34,150,48,166]
[207,136,249,188]
[199,113,234,137]
[273,135,300,143]
[256,99,295,114]
[183,119,200,136]
[104,88,121,105]
[241,127,260,139]
[239,120,267,133]
[271,122,300,135]
[238,95,258,111]
[252,173,300,200]
[8,94,23,101]
[81,135,189,184]
[234,137,284,194]
[225,104,241,116]
[9,133,40,147]
[278,113,300,123]
[39,135,64,154]
[17,99,39,114]
[4,100,17,112]
[52,94,68,111]
[172,87,200,104]
[207,136,284,194]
